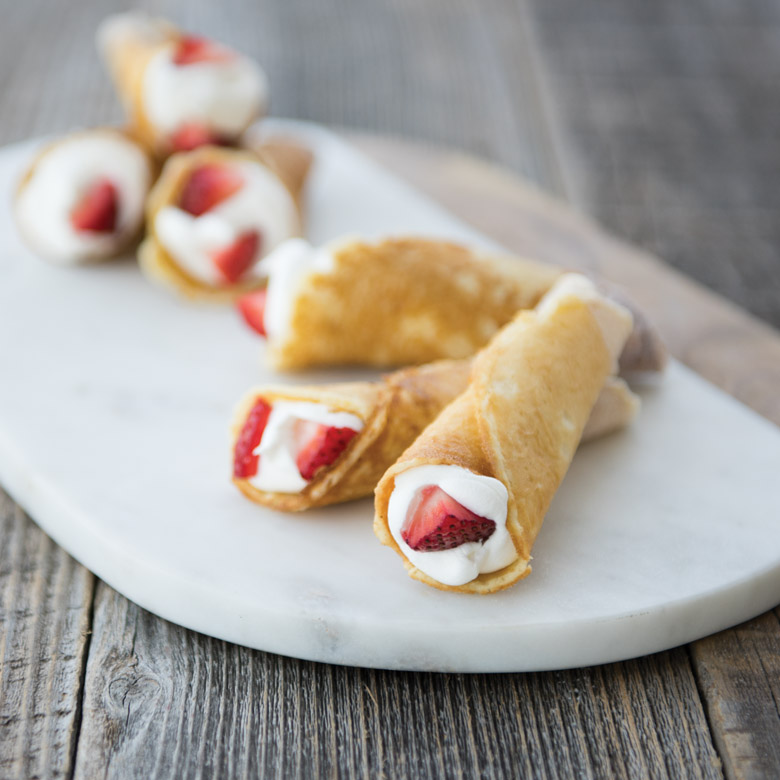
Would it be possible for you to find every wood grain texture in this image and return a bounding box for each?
[73,584,722,780]
[691,612,780,780]
[0,489,94,780]
[524,0,780,329]
[0,0,778,777]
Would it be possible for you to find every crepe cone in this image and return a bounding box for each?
[231,358,638,511]
[373,274,634,594]
[97,12,268,159]
[231,359,470,511]
[263,237,665,376]
[14,127,155,265]
[97,14,179,155]
[267,237,560,369]
[139,143,308,301]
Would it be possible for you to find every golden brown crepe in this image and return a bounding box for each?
[231,359,638,512]
[373,274,634,594]
[14,127,155,265]
[139,143,310,302]
[97,14,181,157]
[264,237,665,376]
[97,13,267,159]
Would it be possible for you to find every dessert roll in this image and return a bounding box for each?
[232,360,471,512]
[256,236,559,368]
[252,237,665,375]
[373,274,634,594]
[97,12,268,158]
[14,128,154,265]
[139,143,308,301]
[231,361,638,512]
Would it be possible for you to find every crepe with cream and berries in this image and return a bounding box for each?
[97,12,268,158]
[231,359,638,512]
[139,142,311,301]
[373,273,634,594]
[246,236,665,377]
[14,128,154,265]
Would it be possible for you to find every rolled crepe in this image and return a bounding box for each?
[97,12,268,158]
[259,237,665,376]
[139,143,310,301]
[14,128,154,265]
[373,273,634,594]
[231,360,638,511]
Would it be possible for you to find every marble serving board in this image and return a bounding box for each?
[1,120,779,673]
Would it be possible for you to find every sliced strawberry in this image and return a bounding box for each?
[170,123,225,152]
[295,423,359,481]
[179,164,244,216]
[233,398,272,479]
[402,486,496,552]
[173,35,235,66]
[70,179,118,233]
[211,230,261,284]
[237,289,268,336]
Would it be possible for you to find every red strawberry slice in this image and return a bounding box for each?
[211,230,261,284]
[237,289,268,336]
[233,398,272,479]
[170,123,225,152]
[402,486,496,552]
[295,423,359,481]
[70,179,118,233]
[173,35,235,66]
[179,164,244,216]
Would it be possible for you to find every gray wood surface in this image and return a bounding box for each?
[0,494,94,780]
[0,0,778,778]
[72,585,724,780]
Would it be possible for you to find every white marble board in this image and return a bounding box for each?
[0,120,779,672]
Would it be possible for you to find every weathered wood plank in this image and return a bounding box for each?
[691,612,780,780]
[523,0,780,329]
[1,0,778,777]
[74,583,722,779]
[0,488,94,779]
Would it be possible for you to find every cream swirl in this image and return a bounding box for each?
[247,401,363,493]
[155,160,299,285]
[388,466,515,587]
[15,132,151,264]
[143,44,268,138]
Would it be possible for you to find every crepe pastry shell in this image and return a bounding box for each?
[97,14,181,158]
[14,127,155,264]
[266,237,665,376]
[139,143,309,302]
[232,359,637,511]
[374,286,632,594]
[268,237,560,370]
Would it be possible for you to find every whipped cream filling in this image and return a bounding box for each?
[248,401,363,494]
[388,466,516,587]
[155,161,299,285]
[143,45,267,136]
[536,273,633,366]
[15,133,151,264]
[261,238,336,341]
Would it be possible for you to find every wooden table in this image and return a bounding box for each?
[1,1,779,778]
